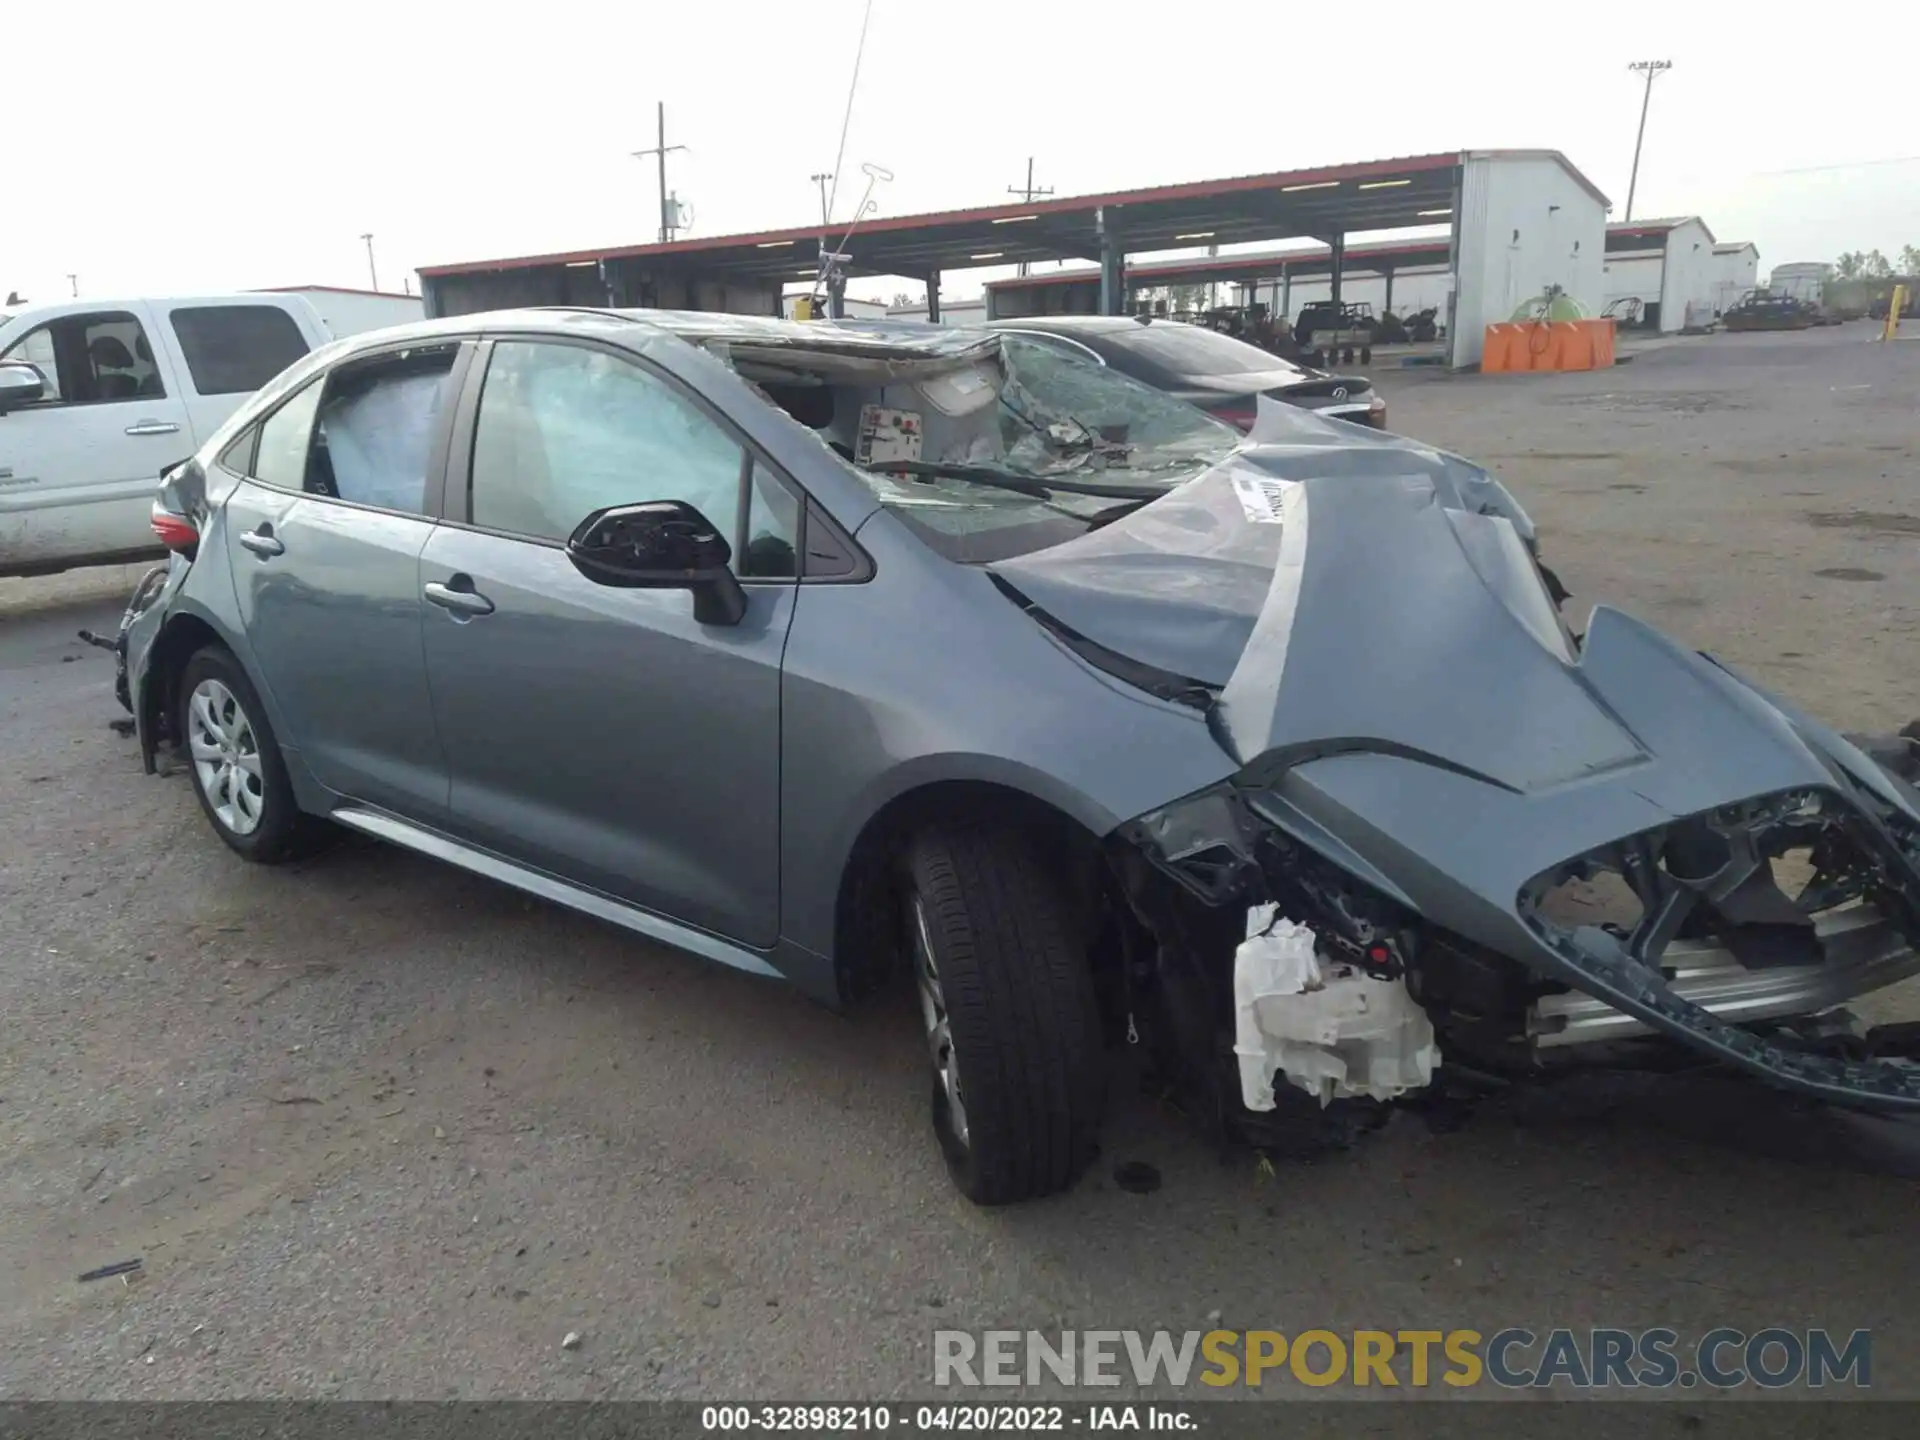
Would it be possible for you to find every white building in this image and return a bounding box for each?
[1602,218,1719,331]
[1710,242,1760,314]
[1447,152,1608,358]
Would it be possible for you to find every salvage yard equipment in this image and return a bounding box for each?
[1722,289,1817,332]
[1294,301,1378,366]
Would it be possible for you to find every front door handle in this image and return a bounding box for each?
[125,420,181,436]
[424,579,495,617]
[238,527,284,557]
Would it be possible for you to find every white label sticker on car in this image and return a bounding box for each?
[1232,472,1297,524]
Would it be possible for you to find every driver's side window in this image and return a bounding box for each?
[468,341,798,578]
[0,311,167,406]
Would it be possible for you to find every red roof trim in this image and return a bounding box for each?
[256,284,419,300]
[418,153,1466,277]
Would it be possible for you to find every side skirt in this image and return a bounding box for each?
[329,806,786,981]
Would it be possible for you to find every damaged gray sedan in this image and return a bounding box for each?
[117,308,1920,1204]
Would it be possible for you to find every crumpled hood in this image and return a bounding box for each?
[988,398,1539,692]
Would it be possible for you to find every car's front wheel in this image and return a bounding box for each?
[899,824,1106,1205]
[176,645,320,864]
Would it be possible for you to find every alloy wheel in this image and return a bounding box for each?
[910,895,969,1149]
[187,678,265,836]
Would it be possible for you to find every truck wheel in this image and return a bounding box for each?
[176,645,325,864]
[899,824,1106,1204]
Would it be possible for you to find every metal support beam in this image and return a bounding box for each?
[1280,264,1291,322]
[1329,233,1345,306]
[1099,234,1126,316]
[1383,267,1395,314]
[926,270,941,324]
[827,273,847,320]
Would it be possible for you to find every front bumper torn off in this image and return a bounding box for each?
[1126,777,1920,1113]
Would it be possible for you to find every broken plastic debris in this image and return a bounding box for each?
[1233,907,1439,1109]
[561,1331,582,1351]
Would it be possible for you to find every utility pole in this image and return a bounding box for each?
[360,233,379,292]
[66,274,78,297]
[1624,60,1673,223]
[1005,157,1054,277]
[633,102,688,244]
[810,172,835,227]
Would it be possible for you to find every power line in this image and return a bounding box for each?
[1005,157,1053,278]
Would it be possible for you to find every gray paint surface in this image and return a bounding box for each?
[124,309,1920,1097]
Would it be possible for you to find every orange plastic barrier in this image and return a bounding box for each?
[1480,318,1616,373]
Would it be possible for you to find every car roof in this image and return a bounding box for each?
[988,315,1149,335]
[320,306,1001,366]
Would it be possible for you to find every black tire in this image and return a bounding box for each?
[900,824,1106,1205]
[174,644,324,864]
[1360,346,1373,364]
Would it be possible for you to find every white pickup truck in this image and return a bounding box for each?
[0,288,421,577]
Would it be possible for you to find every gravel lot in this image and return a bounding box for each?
[1,324,1916,1399]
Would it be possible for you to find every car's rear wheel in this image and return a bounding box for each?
[176,645,322,864]
[899,824,1106,1205]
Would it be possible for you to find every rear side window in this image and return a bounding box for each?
[232,343,456,516]
[250,381,324,490]
[169,306,311,396]
[311,345,458,514]
[1104,323,1301,384]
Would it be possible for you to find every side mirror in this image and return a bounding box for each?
[565,499,747,626]
[0,360,47,414]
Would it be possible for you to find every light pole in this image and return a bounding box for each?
[1624,60,1673,223]
[360,233,379,292]
[810,172,834,227]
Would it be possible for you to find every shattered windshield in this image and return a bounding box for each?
[729,332,1238,563]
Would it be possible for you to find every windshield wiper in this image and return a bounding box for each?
[1081,495,1161,530]
[879,460,1160,501]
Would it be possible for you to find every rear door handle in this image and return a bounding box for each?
[238,527,284,557]
[424,579,495,617]
[125,420,181,436]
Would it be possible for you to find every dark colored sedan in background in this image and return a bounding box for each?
[989,314,1386,432]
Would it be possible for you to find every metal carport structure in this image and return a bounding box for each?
[981,237,1456,325]
[418,148,1608,367]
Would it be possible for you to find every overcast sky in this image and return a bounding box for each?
[9,0,1918,305]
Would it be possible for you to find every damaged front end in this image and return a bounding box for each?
[1030,447,1920,1134]
[1118,754,1920,1126]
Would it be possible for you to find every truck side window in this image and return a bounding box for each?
[169,306,311,396]
[0,311,167,405]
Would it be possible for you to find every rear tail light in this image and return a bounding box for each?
[150,500,198,553]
